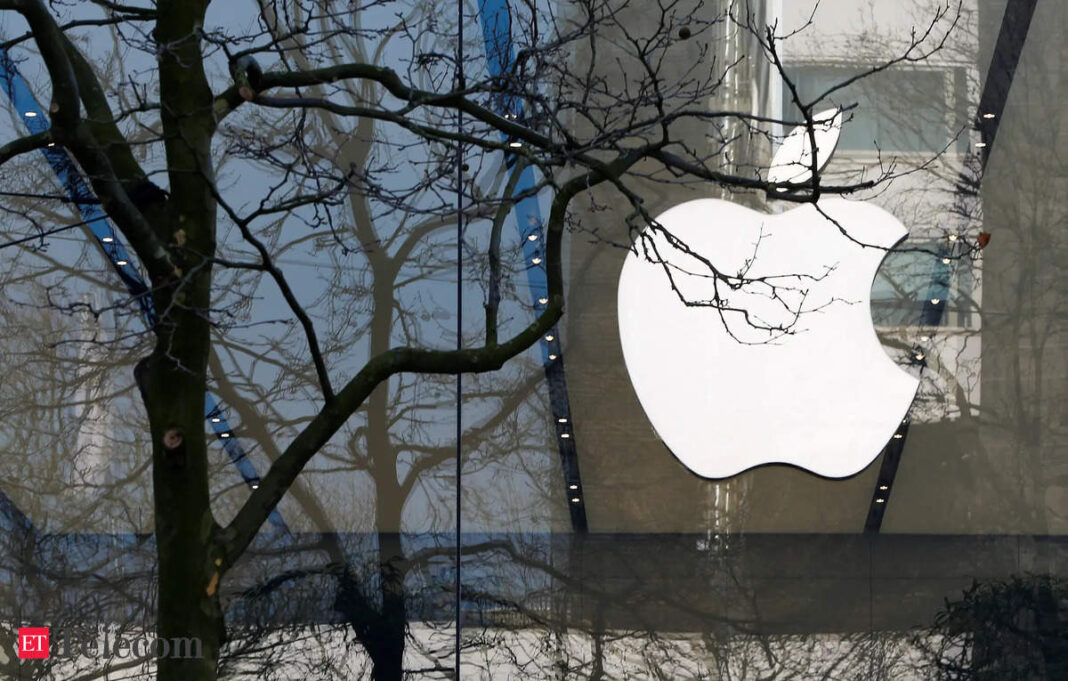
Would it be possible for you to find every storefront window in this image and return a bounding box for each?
[0,0,1064,679]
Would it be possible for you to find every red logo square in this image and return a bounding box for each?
[18,628,49,659]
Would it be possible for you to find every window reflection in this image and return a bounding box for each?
[783,65,970,154]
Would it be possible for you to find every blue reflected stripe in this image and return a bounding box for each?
[477,0,588,531]
[0,49,153,325]
[0,48,288,535]
[477,0,548,329]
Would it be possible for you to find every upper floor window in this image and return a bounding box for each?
[782,65,969,154]
[870,240,975,328]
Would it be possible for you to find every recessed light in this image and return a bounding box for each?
[975,141,987,148]
[24,111,37,118]
[101,236,114,243]
[568,484,579,490]
[531,257,542,265]
[914,352,925,361]
[545,334,554,342]
[508,141,522,148]
[893,433,903,439]
[982,113,995,119]
[948,234,958,242]
[570,497,581,503]
[561,433,571,439]
[879,485,889,490]
[527,234,538,241]
[875,498,885,503]
[537,297,548,305]
[220,432,231,438]
[116,259,129,266]
[46,142,55,147]
[548,353,557,360]
[251,484,259,489]
[558,418,568,423]
[210,416,221,423]
[919,335,930,342]
[942,257,951,264]
[930,298,941,305]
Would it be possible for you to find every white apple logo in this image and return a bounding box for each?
[617,110,919,479]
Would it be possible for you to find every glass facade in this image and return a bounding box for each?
[0,0,1065,679]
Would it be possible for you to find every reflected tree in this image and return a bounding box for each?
[920,575,1068,681]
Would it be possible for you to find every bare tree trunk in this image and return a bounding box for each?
[362,210,409,681]
[138,323,222,681]
[371,530,408,681]
[331,528,409,681]
[147,2,222,676]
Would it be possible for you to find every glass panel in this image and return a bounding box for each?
[0,0,1065,678]
[782,65,966,153]
[872,240,975,327]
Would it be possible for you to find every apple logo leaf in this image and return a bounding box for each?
[768,107,843,190]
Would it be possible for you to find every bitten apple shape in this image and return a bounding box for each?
[617,198,919,479]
